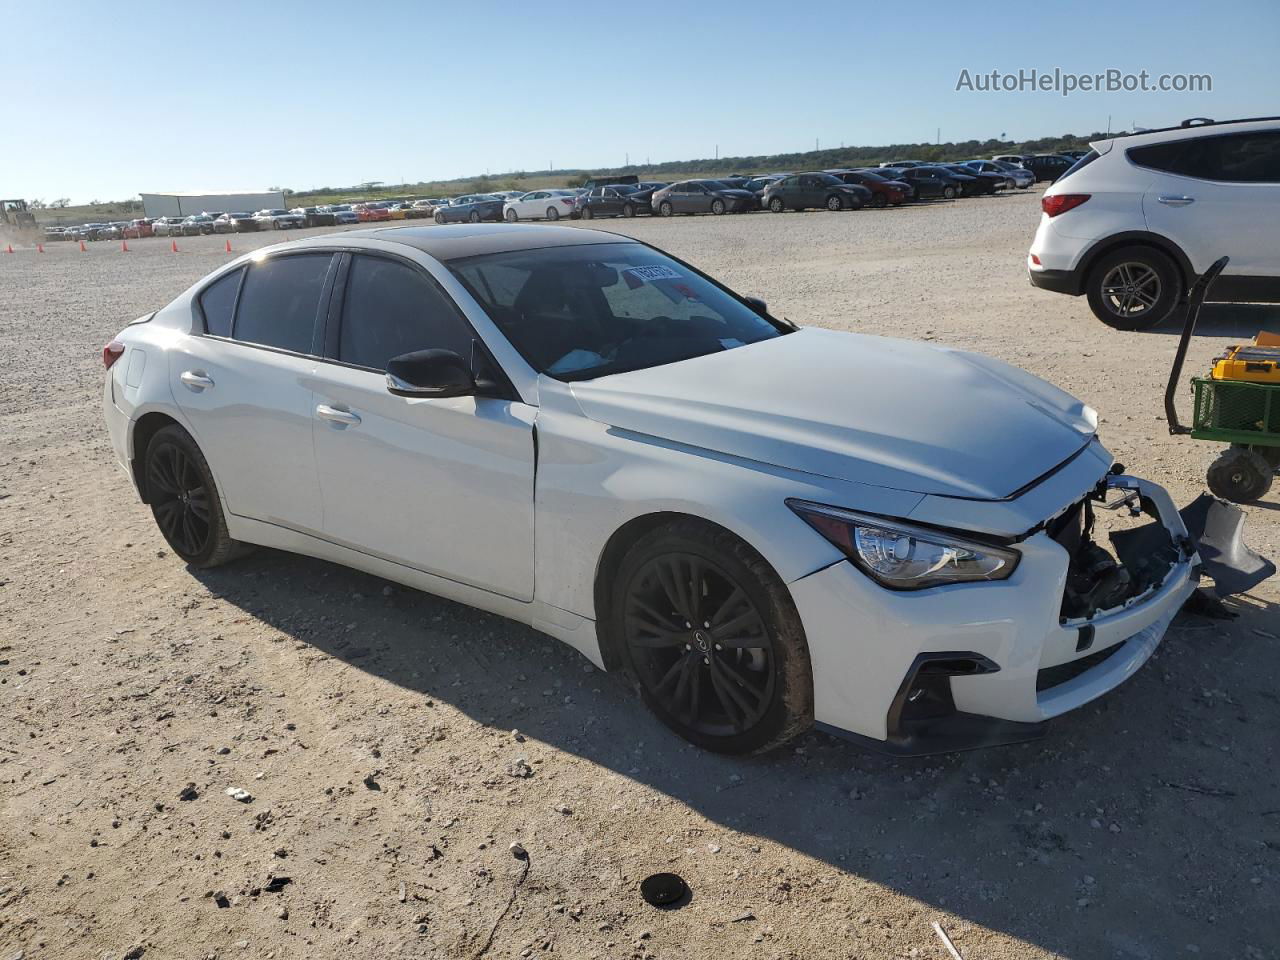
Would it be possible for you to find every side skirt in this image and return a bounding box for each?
[226,515,605,669]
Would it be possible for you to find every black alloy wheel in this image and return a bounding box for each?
[148,439,211,559]
[613,520,813,753]
[145,425,246,568]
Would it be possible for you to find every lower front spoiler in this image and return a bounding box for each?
[819,651,1046,756]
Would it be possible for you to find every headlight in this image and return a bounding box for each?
[787,500,1019,590]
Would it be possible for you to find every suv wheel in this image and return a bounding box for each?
[1086,245,1181,330]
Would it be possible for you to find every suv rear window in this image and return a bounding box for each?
[233,254,333,354]
[1128,132,1280,183]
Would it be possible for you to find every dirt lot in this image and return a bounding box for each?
[2,197,1278,960]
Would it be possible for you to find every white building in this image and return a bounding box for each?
[140,191,287,218]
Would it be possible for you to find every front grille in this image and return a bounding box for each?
[1036,641,1125,692]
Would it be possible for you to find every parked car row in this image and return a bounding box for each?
[43,153,1067,241]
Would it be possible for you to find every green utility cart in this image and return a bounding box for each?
[1166,256,1280,503]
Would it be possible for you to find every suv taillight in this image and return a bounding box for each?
[103,340,125,369]
[1042,193,1090,217]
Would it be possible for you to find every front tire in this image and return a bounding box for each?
[825,194,843,211]
[468,210,481,224]
[504,209,518,222]
[768,196,785,213]
[1085,245,1181,330]
[942,185,956,200]
[622,203,636,218]
[581,205,594,220]
[659,201,673,217]
[1207,446,1274,503]
[145,425,246,568]
[609,519,813,754]
[434,211,445,224]
[546,206,560,221]
[710,198,726,215]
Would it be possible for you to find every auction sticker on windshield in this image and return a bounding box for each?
[623,264,683,284]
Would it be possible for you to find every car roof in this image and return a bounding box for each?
[311,223,637,261]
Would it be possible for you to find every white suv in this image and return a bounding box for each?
[1028,116,1280,329]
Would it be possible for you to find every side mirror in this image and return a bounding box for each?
[386,349,475,399]
[744,296,768,316]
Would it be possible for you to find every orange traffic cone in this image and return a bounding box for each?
[121,239,129,252]
[79,239,87,252]
[225,238,232,253]
[4,244,12,254]
[37,243,44,253]
[171,239,178,253]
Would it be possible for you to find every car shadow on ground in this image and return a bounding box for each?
[192,547,1279,959]
[1148,301,1280,337]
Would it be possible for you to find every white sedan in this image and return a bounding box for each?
[502,189,580,222]
[100,224,1198,755]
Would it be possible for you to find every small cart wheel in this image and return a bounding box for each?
[1206,446,1274,503]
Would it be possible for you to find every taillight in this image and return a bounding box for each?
[1042,193,1090,217]
[560,198,574,204]
[103,340,125,369]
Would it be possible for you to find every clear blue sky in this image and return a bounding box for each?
[4,0,1277,203]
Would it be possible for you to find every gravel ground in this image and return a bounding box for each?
[1,195,1278,960]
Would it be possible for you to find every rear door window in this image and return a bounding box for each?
[233,253,334,354]
[336,254,475,371]
[199,268,243,338]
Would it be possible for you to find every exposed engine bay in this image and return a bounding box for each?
[1048,473,1190,621]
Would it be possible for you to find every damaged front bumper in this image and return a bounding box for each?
[792,471,1200,755]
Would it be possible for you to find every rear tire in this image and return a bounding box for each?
[144,425,248,568]
[1085,245,1181,330]
[546,206,560,221]
[504,209,518,222]
[1207,446,1274,503]
[468,210,481,224]
[581,205,594,220]
[609,519,813,754]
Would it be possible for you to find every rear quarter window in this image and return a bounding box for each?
[198,268,242,337]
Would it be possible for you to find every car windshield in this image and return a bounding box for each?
[450,242,787,382]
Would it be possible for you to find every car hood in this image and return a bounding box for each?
[566,328,1097,500]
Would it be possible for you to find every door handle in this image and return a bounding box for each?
[315,404,361,426]
[1157,195,1195,206]
[179,370,214,391]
